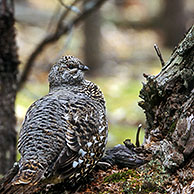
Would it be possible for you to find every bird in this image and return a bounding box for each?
[0,55,108,194]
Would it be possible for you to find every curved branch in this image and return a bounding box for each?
[17,0,107,91]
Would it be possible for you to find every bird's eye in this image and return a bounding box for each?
[68,64,74,69]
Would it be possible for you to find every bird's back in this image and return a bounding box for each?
[3,80,107,193]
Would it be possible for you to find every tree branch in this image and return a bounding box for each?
[17,0,107,91]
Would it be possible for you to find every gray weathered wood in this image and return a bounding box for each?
[139,25,194,193]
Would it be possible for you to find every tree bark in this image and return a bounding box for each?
[139,25,194,193]
[0,0,19,175]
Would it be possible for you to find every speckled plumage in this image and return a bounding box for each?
[1,56,108,193]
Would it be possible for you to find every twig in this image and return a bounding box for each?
[154,44,165,67]
[136,124,142,147]
[17,0,107,91]
[59,0,81,14]
[56,0,80,30]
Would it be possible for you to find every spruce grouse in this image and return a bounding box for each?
[0,55,108,193]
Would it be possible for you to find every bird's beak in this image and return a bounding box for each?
[79,64,89,71]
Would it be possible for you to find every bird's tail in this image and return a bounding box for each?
[0,162,19,193]
[0,160,45,194]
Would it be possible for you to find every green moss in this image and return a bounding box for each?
[104,169,140,183]
[103,159,169,193]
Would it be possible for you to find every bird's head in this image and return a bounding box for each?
[48,55,89,89]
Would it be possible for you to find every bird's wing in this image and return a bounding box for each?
[51,96,103,180]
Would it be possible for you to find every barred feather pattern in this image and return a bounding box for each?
[2,56,108,193]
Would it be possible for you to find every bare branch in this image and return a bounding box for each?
[17,0,108,91]
[56,0,80,30]
[58,0,81,14]
[154,44,165,67]
[136,124,142,147]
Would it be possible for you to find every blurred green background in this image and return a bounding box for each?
[15,0,194,148]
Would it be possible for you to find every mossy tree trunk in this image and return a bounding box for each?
[139,25,194,193]
[0,0,19,175]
